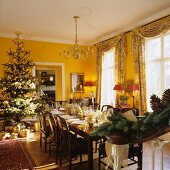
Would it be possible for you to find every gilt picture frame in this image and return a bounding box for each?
[70,73,84,92]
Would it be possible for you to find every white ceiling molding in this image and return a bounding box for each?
[93,7,170,44]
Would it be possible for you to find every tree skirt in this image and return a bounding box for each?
[0,139,36,170]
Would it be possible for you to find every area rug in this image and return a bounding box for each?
[0,139,36,170]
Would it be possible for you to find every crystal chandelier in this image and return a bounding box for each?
[61,16,93,60]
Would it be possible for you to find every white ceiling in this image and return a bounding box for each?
[0,0,170,45]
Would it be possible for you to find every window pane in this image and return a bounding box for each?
[146,37,161,61]
[146,63,161,111]
[103,50,114,68]
[101,49,115,107]
[165,61,170,89]
[164,34,170,58]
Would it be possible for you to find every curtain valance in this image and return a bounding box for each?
[96,34,127,104]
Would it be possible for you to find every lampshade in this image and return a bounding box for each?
[113,84,123,91]
[128,84,139,91]
[84,81,95,87]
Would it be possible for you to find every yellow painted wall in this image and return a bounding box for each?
[0,33,136,104]
[125,32,135,106]
[125,32,134,81]
[0,37,97,100]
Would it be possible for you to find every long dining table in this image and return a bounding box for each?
[51,109,100,170]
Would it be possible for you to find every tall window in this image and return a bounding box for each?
[101,48,115,107]
[145,31,170,111]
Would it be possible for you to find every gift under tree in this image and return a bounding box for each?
[0,35,38,125]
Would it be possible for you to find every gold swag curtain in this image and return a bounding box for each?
[132,15,170,115]
[96,34,127,104]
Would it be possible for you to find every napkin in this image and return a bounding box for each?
[67,118,80,123]
[71,120,86,125]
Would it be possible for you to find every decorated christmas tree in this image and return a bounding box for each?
[0,34,38,124]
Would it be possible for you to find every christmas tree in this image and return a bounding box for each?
[0,35,38,124]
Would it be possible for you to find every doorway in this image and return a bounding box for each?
[33,62,65,101]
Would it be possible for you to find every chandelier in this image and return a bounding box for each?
[61,16,93,60]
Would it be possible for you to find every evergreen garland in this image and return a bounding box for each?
[93,89,170,140]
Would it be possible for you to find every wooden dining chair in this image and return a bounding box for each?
[47,112,60,164]
[58,116,88,170]
[38,112,50,152]
[101,105,115,112]
[55,100,68,110]
[91,102,100,111]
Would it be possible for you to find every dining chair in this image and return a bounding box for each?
[47,112,60,164]
[94,105,116,153]
[58,116,88,170]
[38,112,50,152]
[55,100,68,110]
[91,102,100,111]
[101,105,116,113]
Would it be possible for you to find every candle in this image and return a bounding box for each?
[92,97,94,103]
[80,85,82,91]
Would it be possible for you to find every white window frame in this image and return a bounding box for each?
[101,48,115,107]
[145,31,170,111]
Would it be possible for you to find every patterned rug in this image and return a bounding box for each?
[0,139,36,170]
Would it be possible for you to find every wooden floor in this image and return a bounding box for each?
[23,132,170,170]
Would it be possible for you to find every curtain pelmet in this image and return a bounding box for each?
[96,34,127,104]
[133,15,170,38]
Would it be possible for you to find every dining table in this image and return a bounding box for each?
[51,109,101,170]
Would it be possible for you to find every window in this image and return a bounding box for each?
[145,31,170,111]
[101,48,115,107]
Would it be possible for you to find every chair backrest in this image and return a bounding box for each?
[55,101,68,109]
[57,116,71,150]
[38,112,47,132]
[91,103,100,111]
[101,105,114,112]
[47,112,58,139]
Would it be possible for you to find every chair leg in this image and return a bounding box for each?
[137,144,143,170]
[40,132,42,147]
[80,154,82,162]
[49,142,51,157]
[45,137,47,152]
[94,141,98,153]
[60,144,62,167]
[69,153,72,170]
[98,149,101,170]
[55,142,58,164]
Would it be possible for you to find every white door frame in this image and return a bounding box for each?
[32,62,65,100]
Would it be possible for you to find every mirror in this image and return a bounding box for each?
[70,73,84,92]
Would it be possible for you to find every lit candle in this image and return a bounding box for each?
[92,97,94,103]
[80,85,82,91]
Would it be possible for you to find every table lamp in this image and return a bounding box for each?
[113,84,123,107]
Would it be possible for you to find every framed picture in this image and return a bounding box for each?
[41,72,47,77]
[70,73,84,92]
[49,74,55,82]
